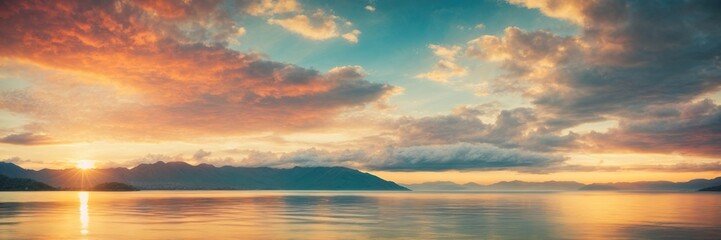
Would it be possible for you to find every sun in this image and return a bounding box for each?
[76,160,96,170]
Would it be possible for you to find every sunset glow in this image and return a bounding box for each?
[78,192,89,235]
[2,1,721,239]
[0,0,720,185]
[76,160,96,170]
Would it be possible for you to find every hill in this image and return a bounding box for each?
[698,185,721,191]
[0,162,408,191]
[0,174,56,191]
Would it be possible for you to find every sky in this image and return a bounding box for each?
[1,0,721,184]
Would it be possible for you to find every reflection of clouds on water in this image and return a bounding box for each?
[78,192,89,235]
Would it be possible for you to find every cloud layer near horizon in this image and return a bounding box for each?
[87,144,563,172]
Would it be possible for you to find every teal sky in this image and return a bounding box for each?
[234,0,577,116]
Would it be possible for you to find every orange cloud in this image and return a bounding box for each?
[417,44,468,82]
[0,133,59,145]
[341,29,361,44]
[267,9,359,43]
[508,0,589,24]
[243,0,300,16]
[0,0,395,141]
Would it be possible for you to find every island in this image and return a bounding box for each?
[92,182,139,191]
[699,185,721,191]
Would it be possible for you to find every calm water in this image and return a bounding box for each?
[1,191,720,239]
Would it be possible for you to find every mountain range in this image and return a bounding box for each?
[3,161,720,192]
[403,181,585,191]
[578,178,721,191]
[0,161,408,191]
[404,177,721,191]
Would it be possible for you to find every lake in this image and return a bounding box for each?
[1,191,720,239]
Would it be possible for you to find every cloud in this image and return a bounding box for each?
[429,44,462,61]
[450,0,721,157]
[11,143,559,172]
[365,5,376,12]
[507,0,589,24]
[465,27,583,100]
[236,142,565,171]
[473,1,721,127]
[268,10,339,40]
[243,0,300,16]
[584,99,721,157]
[326,66,367,81]
[417,44,468,82]
[538,161,721,173]
[365,143,565,171]
[637,162,721,172]
[395,112,489,146]
[267,9,360,43]
[192,149,212,160]
[239,0,361,43]
[395,106,578,152]
[342,29,362,44]
[0,157,70,169]
[474,23,485,30]
[0,0,395,140]
[0,133,58,145]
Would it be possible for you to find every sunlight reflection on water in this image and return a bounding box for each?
[78,191,89,235]
[0,191,720,239]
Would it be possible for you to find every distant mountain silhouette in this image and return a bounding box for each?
[489,180,585,191]
[698,185,721,191]
[405,177,721,191]
[404,180,584,191]
[583,178,721,191]
[0,162,408,191]
[403,181,475,191]
[579,184,619,191]
[0,174,55,191]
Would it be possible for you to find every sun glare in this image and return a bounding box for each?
[76,160,95,170]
